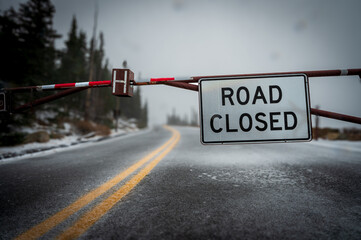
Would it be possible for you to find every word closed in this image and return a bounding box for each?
[199,75,312,144]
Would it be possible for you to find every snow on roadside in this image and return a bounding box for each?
[0,110,142,161]
[2,125,360,161]
[0,127,139,161]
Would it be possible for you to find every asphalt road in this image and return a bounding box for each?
[1,126,361,239]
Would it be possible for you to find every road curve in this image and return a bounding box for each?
[0,126,361,239]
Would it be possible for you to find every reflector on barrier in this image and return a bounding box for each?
[112,69,134,97]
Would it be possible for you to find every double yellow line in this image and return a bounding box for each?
[16,125,180,240]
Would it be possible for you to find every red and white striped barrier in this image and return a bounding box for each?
[150,77,175,82]
[138,77,191,83]
[37,77,177,89]
[38,80,111,90]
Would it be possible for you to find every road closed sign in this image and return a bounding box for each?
[199,75,312,144]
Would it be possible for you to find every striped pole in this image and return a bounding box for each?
[134,68,361,84]
[136,76,192,83]
[2,80,112,93]
[150,77,175,82]
[190,68,361,82]
[135,77,196,92]
[38,80,111,90]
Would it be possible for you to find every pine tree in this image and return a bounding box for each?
[0,8,22,84]
[58,16,87,83]
[0,0,60,138]
[88,32,116,123]
[17,0,59,85]
[133,88,142,120]
[190,108,198,126]
[56,16,87,115]
[0,0,60,85]
[139,101,148,128]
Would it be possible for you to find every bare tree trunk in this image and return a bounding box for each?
[84,2,98,121]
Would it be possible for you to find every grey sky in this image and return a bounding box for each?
[1,0,361,129]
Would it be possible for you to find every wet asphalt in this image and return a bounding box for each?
[0,126,360,239]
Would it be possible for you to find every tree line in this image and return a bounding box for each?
[0,0,147,130]
[167,108,198,127]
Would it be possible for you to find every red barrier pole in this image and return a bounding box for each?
[3,80,111,93]
[190,68,361,82]
[14,87,89,113]
[311,108,361,125]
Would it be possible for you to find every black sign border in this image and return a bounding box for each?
[198,74,312,144]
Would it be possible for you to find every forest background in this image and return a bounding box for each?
[0,0,148,146]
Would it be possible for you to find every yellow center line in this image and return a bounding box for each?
[57,126,180,240]
[16,126,177,240]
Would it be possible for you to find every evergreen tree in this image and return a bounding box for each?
[91,32,105,119]
[119,87,139,120]
[190,108,198,126]
[56,16,87,114]
[88,32,116,122]
[167,108,190,126]
[1,0,146,131]
[132,87,142,119]
[138,101,148,128]
[58,16,87,83]
[0,8,22,84]
[0,0,60,85]
[0,0,60,141]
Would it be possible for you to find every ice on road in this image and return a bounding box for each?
[1,126,360,239]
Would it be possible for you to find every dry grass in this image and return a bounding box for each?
[94,124,111,136]
[24,131,50,143]
[73,120,110,136]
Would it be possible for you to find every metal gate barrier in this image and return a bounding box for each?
[1,68,361,125]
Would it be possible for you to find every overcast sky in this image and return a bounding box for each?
[1,0,361,129]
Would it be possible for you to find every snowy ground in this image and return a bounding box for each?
[0,116,143,161]
[0,113,144,160]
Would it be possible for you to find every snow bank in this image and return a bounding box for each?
[0,127,140,161]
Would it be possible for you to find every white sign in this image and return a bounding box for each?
[199,75,312,144]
